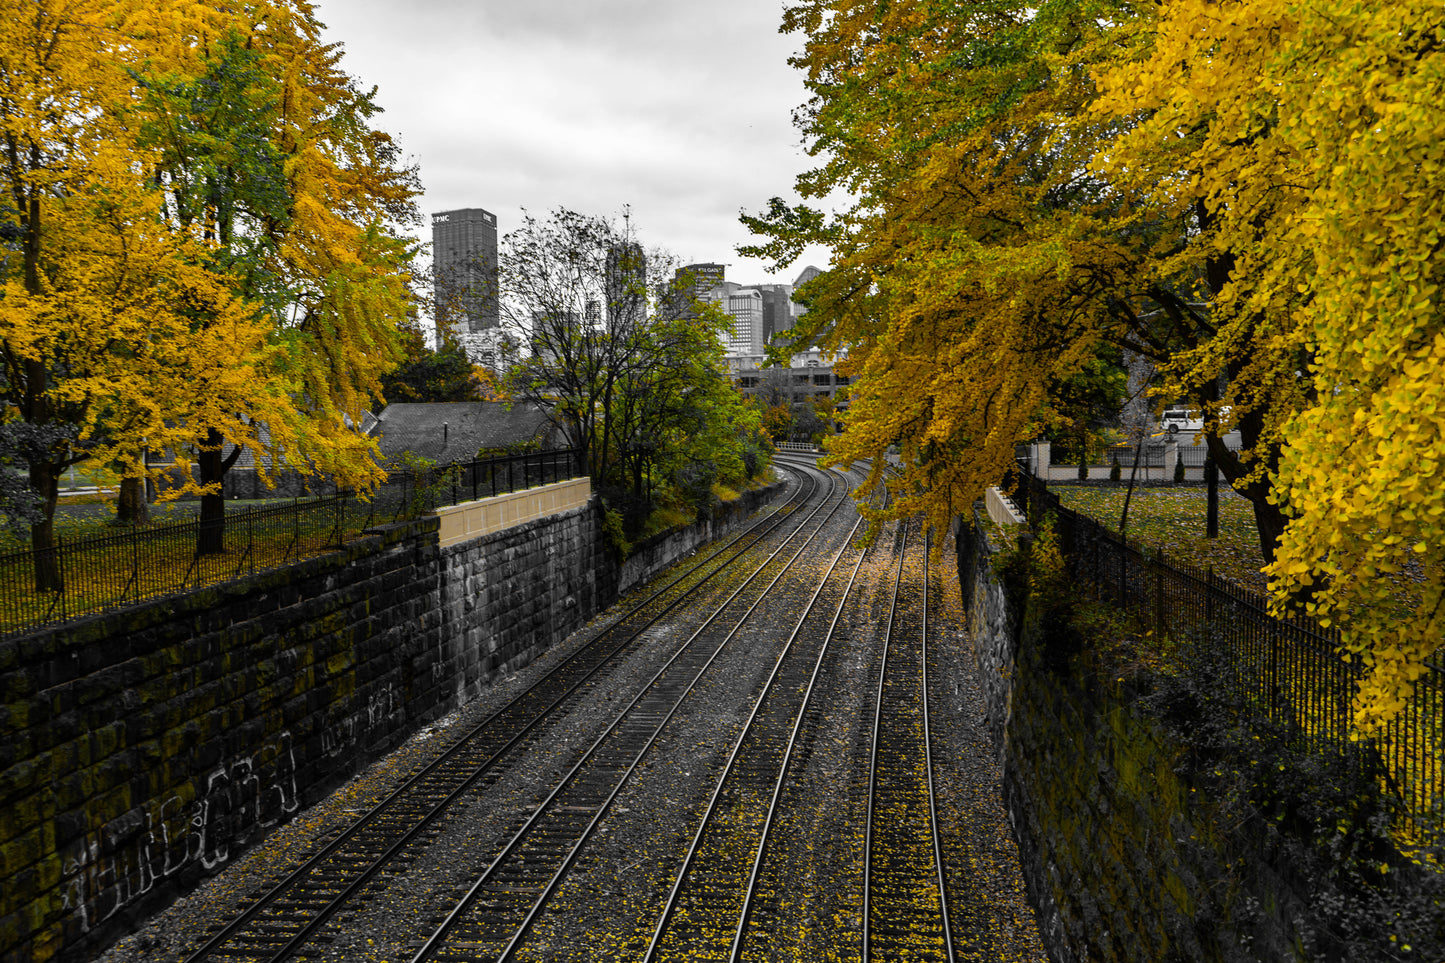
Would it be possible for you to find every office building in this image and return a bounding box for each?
[607,241,648,326]
[721,286,764,357]
[674,262,727,313]
[432,208,499,338]
[754,283,795,343]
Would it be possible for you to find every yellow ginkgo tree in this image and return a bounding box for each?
[744,0,1261,545]
[1,0,420,574]
[125,0,421,552]
[1,0,287,586]
[756,0,1445,727]
[1091,0,1445,727]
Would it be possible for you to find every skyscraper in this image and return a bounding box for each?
[606,241,648,326]
[754,283,795,344]
[720,286,764,358]
[432,208,499,336]
[674,262,726,311]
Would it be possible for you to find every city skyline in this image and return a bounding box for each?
[316,1,837,286]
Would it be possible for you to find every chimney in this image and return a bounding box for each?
[443,422,449,447]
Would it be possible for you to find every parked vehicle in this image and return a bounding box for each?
[1160,407,1202,435]
[1160,405,1231,436]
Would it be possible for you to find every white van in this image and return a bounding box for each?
[1160,407,1204,435]
[1161,406,1231,435]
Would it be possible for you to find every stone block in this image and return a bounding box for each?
[0,478,645,963]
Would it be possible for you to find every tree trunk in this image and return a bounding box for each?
[116,476,149,526]
[1204,420,1288,566]
[28,460,62,592]
[197,428,228,556]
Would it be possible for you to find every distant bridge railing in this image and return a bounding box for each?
[0,448,580,640]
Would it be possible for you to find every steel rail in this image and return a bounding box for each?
[409,463,857,962]
[862,519,911,962]
[921,531,957,962]
[486,463,869,963]
[180,463,821,963]
[724,505,879,961]
[863,520,956,963]
[639,481,876,962]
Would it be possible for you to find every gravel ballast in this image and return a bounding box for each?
[94,479,1046,963]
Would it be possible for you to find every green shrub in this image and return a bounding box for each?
[1137,629,1444,960]
[600,506,631,557]
[675,461,719,519]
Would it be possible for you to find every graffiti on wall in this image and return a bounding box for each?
[60,732,298,933]
[319,682,403,760]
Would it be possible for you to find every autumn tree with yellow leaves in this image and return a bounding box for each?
[1,0,420,575]
[745,0,1261,540]
[2,0,280,585]
[1095,0,1445,728]
[751,0,1445,727]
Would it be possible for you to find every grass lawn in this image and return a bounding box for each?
[1,496,380,636]
[1,496,308,550]
[1051,485,1271,594]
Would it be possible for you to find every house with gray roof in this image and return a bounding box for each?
[372,402,560,468]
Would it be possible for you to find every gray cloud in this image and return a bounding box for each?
[317,0,829,285]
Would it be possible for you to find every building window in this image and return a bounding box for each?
[813,374,831,386]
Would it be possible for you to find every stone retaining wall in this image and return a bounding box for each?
[1,517,447,962]
[957,514,1313,962]
[0,475,786,963]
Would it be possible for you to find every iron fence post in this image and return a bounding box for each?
[1116,536,1125,607]
[1154,546,1165,640]
[58,537,67,621]
[129,527,140,602]
[1092,529,1100,601]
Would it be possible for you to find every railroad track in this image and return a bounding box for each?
[864,525,955,963]
[179,458,854,963]
[176,457,979,963]
[406,459,867,962]
[639,474,882,962]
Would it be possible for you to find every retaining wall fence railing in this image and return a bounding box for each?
[0,448,579,640]
[1004,466,1443,850]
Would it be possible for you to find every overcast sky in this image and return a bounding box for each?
[315,0,833,287]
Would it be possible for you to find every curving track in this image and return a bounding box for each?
[161,455,1038,963]
[408,459,863,961]
[181,457,859,963]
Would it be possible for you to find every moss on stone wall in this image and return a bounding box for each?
[959,513,1443,962]
[0,507,604,963]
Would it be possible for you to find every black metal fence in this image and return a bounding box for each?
[1175,442,1213,467]
[0,449,580,640]
[1007,468,1443,849]
[1098,442,1167,468]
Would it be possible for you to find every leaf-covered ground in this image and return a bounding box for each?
[1051,485,1270,594]
[0,497,300,550]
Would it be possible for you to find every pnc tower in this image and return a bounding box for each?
[432,208,499,334]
